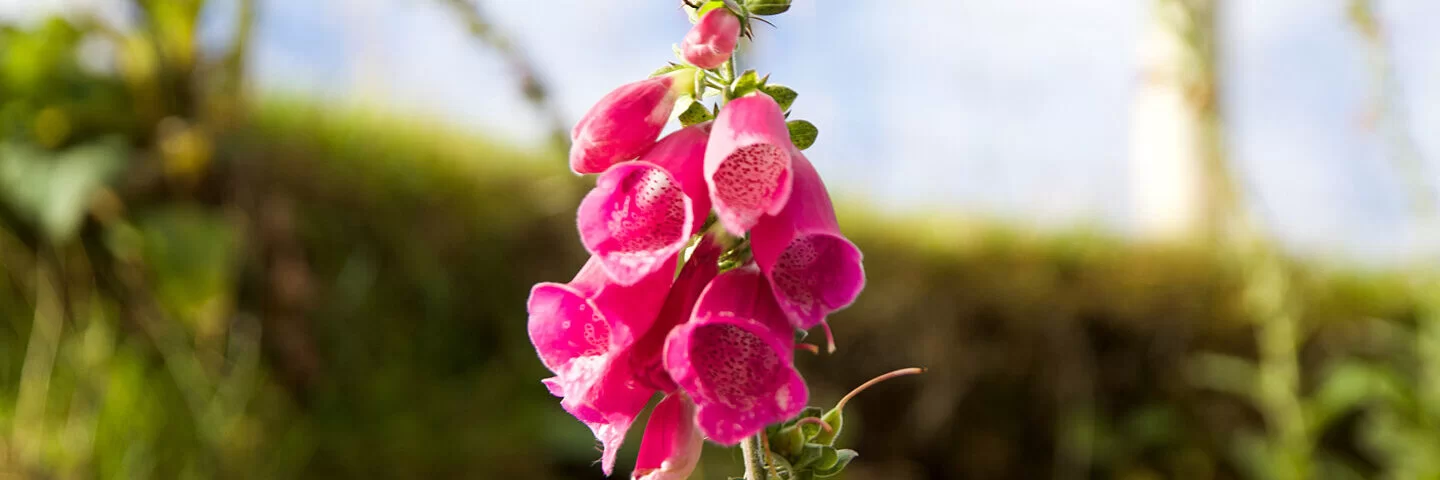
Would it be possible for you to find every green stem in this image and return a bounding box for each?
[719,56,739,103]
[740,434,767,480]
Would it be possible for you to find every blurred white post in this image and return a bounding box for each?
[1130,0,1231,241]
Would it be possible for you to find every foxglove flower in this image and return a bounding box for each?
[528,256,676,474]
[704,93,793,235]
[630,235,722,392]
[750,151,864,329]
[680,8,742,69]
[664,266,808,445]
[578,123,713,285]
[571,71,694,174]
[632,393,704,480]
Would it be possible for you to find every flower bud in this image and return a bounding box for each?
[570,70,695,174]
[680,7,742,69]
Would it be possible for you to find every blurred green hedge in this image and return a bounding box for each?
[203,102,1431,478]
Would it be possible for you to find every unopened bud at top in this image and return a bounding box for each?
[680,7,742,69]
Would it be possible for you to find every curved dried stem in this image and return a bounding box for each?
[793,416,834,435]
[836,367,926,412]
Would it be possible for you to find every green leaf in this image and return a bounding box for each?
[787,120,818,150]
[0,139,126,241]
[731,69,763,98]
[762,84,798,111]
[746,0,792,15]
[813,449,857,478]
[678,100,714,126]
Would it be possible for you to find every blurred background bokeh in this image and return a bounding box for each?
[3,0,1440,478]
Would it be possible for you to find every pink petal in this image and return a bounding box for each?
[662,267,808,445]
[750,151,865,329]
[578,123,713,284]
[704,94,793,235]
[527,257,674,369]
[571,73,690,174]
[546,349,656,475]
[632,393,704,480]
[629,235,722,392]
[527,281,613,372]
[680,8,741,69]
[527,256,677,474]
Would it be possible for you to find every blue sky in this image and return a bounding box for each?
[5,0,1440,264]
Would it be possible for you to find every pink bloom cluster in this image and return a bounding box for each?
[528,8,864,479]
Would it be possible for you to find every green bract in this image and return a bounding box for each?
[746,0,793,16]
[787,120,818,150]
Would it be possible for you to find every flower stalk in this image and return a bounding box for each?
[741,434,768,480]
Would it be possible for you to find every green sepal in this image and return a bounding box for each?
[761,83,798,111]
[651,63,687,78]
[791,443,827,469]
[767,452,798,479]
[813,445,840,470]
[810,407,843,445]
[695,1,728,21]
[679,101,714,127]
[694,70,709,98]
[797,407,825,439]
[746,0,792,15]
[813,449,857,478]
[721,0,747,17]
[731,69,764,98]
[792,328,809,344]
[787,120,818,150]
[770,424,806,457]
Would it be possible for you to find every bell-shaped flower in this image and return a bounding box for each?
[663,266,808,445]
[571,70,695,174]
[750,151,864,329]
[527,255,676,474]
[629,235,722,392]
[632,393,704,480]
[578,123,713,285]
[704,93,793,235]
[680,8,741,69]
